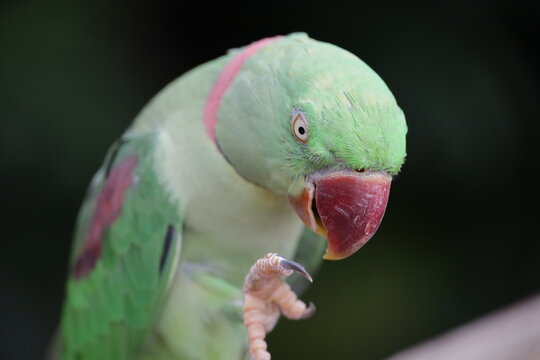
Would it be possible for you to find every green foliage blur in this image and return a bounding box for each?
[1,1,538,359]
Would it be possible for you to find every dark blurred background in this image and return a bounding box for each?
[1,1,539,359]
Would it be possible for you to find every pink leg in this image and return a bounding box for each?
[243,253,315,360]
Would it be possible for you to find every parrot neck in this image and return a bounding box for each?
[203,36,283,147]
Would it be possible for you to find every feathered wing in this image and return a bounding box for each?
[58,133,182,360]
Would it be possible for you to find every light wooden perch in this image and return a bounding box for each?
[386,294,540,360]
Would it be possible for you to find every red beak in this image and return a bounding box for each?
[289,171,392,260]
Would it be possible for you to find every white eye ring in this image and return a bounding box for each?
[292,111,309,143]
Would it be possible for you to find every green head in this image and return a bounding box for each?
[215,33,407,196]
[215,33,407,259]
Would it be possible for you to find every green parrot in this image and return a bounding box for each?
[53,33,407,360]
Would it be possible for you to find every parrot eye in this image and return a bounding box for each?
[292,111,309,143]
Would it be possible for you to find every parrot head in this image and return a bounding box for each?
[214,34,407,260]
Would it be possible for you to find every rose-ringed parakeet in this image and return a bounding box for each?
[54,33,407,360]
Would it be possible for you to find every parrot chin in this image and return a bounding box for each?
[289,170,392,260]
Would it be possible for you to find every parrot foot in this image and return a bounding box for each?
[243,253,315,360]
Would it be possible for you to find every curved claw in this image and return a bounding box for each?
[279,258,313,283]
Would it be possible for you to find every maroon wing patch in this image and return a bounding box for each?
[73,155,138,279]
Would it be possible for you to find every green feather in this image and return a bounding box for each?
[58,134,182,359]
[217,33,407,195]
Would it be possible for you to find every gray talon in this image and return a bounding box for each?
[279,258,313,283]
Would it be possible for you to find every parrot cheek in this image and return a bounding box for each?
[289,171,391,261]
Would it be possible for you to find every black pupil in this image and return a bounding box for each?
[298,126,305,135]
